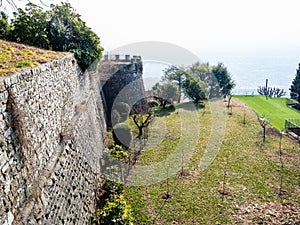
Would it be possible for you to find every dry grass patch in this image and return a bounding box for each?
[0,39,68,77]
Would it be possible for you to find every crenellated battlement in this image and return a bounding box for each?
[103,54,142,63]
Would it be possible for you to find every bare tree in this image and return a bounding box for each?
[0,0,52,9]
[133,112,153,139]
[218,167,229,201]
[256,114,269,142]
[131,99,154,139]
[242,109,246,125]
[227,93,233,108]
[276,132,287,200]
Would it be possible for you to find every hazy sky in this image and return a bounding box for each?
[65,0,300,53]
[2,0,300,53]
[2,0,299,91]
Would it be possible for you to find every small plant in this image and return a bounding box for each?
[161,162,173,200]
[228,105,233,115]
[274,132,288,199]
[242,109,246,125]
[218,167,230,201]
[107,145,129,161]
[94,178,134,225]
[227,93,233,108]
[256,114,269,142]
[17,60,33,68]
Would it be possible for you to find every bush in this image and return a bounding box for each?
[112,110,121,125]
[100,178,124,200]
[107,145,129,161]
[113,123,132,148]
[113,102,130,123]
[94,179,134,225]
[93,194,134,225]
[149,101,159,107]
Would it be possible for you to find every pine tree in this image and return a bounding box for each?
[290,63,300,102]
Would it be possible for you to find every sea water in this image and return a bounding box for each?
[143,48,299,97]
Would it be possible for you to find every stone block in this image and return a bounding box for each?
[0,152,8,168]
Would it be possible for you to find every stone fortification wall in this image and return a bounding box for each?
[99,56,145,125]
[0,54,104,225]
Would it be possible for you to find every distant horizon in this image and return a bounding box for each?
[142,48,299,96]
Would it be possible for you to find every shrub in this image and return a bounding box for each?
[113,123,132,148]
[107,145,129,161]
[149,101,159,107]
[94,179,134,225]
[0,12,10,40]
[113,102,130,123]
[100,178,124,200]
[93,194,134,225]
[111,110,121,125]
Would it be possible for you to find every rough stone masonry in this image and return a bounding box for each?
[0,54,106,225]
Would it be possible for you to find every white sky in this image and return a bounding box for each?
[64,0,300,53]
[2,0,300,53]
[2,0,299,91]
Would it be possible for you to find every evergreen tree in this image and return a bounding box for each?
[290,63,300,102]
[162,65,187,103]
[152,82,179,108]
[211,63,235,98]
[47,3,103,71]
[0,11,10,39]
[182,76,208,103]
[9,3,50,48]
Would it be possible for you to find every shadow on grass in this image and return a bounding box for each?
[154,104,175,117]
[175,101,205,111]
[154,102,206,117]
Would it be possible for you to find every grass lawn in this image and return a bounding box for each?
[124,99,300,224]
[234,95,300,131]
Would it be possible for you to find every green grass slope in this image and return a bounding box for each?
[235,95,300,131]
[124,99,300,224]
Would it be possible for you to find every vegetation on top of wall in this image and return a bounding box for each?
[0,39,68,77]
[0,2,103,72]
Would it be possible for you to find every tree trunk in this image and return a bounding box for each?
[227,95,232,108]
[138,127,143,139]
[162,101,167,109]
[178,78,181,103]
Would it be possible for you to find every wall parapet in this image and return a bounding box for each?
[103,54,142,63]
